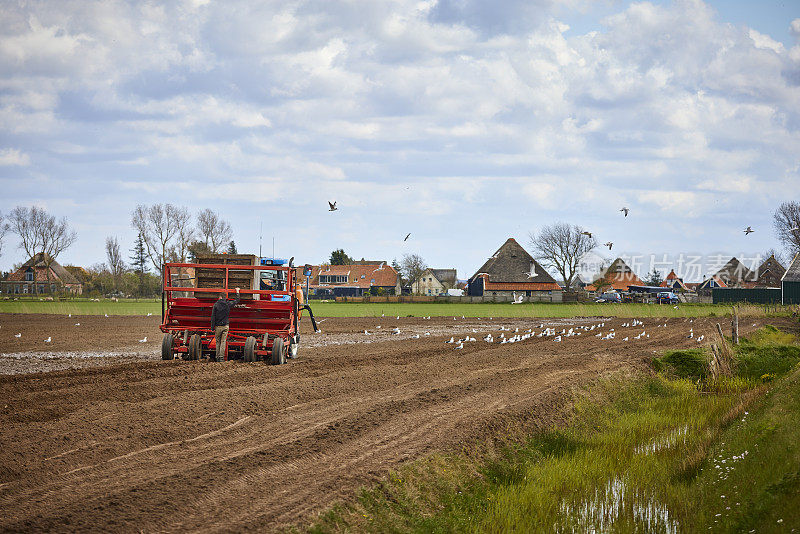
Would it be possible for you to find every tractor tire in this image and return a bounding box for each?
[244,336,257,363]
[161,333,174,360]
[270,337,285,365]
[188,334,201,361]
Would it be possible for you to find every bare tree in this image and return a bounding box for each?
[8,206,77,293]
[400,253,427,290]
[131,204,182,278]
[105,236,126,290]
[197,209,233,253]
[171,206,194,263]
[528,222,596,289]
[773,201,800,257]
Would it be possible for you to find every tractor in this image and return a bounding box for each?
[159,254,318,364]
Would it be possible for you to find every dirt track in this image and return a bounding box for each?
[0,314,771,532]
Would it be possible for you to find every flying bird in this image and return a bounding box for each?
[525,263,538,278]
[620,207,629,217]
[744,226,754,235]
[580,231,593,238]
[604,242,613,250]
[328,201,337,212]
[404,233,411,241]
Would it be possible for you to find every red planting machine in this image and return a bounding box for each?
[159,254,318,364]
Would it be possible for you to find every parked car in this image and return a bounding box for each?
[657,291,679,304]
[596,292,622,303]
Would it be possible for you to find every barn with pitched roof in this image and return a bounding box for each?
[712,257,753,288]
[660,269,690,292]
[586,258,643,292]
[467,238,560,297]
[412,268,457,295]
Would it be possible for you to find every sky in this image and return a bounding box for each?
[1,0,799,282]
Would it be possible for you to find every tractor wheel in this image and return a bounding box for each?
[161,333,174,360]
[270,337,285,365]
[188,334,201,361]
[244,336,257,363]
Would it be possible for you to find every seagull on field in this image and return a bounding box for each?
[620,207,629,217]
[404,233,411,241]
[392,327,400,334]
[328,201,337,211]
[14,333,21,338]
[744,226,754,235]
[139,336,147,343]
[604,242,613,250]
[364,330,371,335]
[75,323,80,326]
[44,337,51,343]
[68,313,72,318]
[104,313,109,318]
[454,342,464,349]
[147,312,153,317]
[411,334,420,339]
[446,337,454,343]
[580,231,593,238]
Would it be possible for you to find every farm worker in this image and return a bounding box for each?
[296,285,304,317]
[211,287,241,361]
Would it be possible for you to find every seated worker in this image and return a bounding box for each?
[211,287,240,362]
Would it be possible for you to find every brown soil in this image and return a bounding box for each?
[0,314,775,532]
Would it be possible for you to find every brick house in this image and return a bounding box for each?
[1,252,83,295]
[299,262,401,297]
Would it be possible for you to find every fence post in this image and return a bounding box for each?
[731,307,739,345]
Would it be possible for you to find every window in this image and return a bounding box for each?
[25,269,33,282]
[319,275,347,284]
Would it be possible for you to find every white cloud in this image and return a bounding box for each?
[0,148,30,166]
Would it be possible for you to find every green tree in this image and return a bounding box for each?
[227,240,238,254]
[329,249,353,265]
[129,232,149,297]
[644,268,664,286]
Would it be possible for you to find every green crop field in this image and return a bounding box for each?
[0,298,789,318]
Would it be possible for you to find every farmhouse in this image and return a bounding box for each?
[782,253,800,304]
[586,258,643,292]
[412,268,457,296]
[747,254,785,288]
[660,269,690,292]
[301,262,401,297]
[1,253,82,295]
[712,257,753,288]
[467,238,560,297]
[697,275,728,292]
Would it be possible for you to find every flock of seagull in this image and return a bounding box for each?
[353,315,710,352]
[9,311,156,344]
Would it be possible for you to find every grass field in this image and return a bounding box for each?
[0,298,791,318]
[307,325,800,533]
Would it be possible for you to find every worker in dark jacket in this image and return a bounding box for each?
[211,287,240,361]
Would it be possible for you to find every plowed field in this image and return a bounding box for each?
[0,314,768,531]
